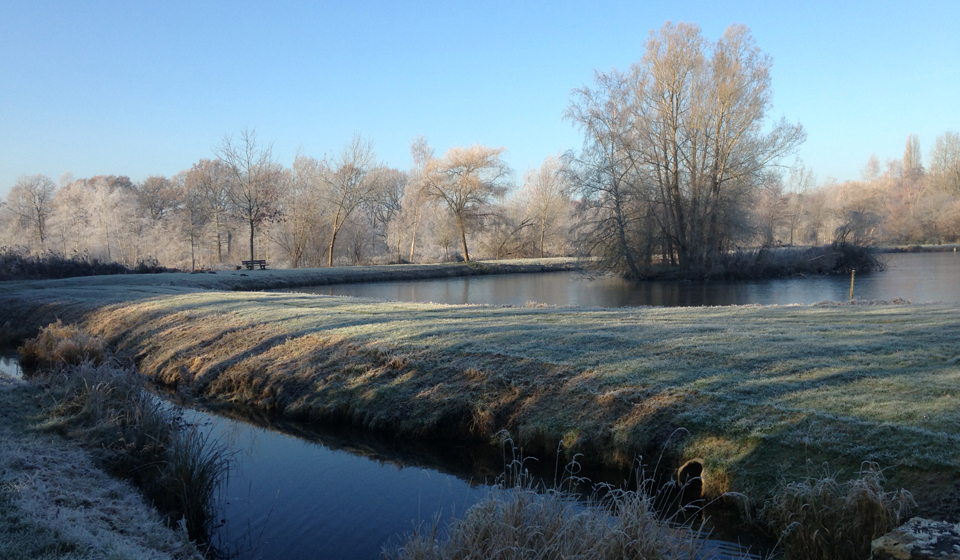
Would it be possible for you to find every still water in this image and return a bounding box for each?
[283,253,960,307]
[182,405,755,560]
[183,407,493,560]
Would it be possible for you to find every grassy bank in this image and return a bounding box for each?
[0,372,203,560]
[0,263,957,521]
[0,257,576,299]
[626,243,884,281]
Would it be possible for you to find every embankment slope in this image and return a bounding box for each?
[1,261,957,517]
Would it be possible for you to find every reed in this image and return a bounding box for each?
[386,452,721,560]
[761,463,914,560]
[24,324,229,548]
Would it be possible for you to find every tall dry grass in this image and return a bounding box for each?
[0,246,172,281]
[19,320,105,370]
[23,323,229,549]
[386,449,723,560]
[761,463,914,560]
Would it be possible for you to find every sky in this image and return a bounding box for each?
[2,0,958,197]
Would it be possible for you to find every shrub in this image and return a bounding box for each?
[761,463,914,560]
[0,246,173,281]
[19,320,105,370]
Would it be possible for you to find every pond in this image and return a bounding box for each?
[280,252,960,307]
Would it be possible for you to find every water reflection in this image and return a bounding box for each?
[181,407,491,560]
[280,253,960,307]
[0,353,23,380]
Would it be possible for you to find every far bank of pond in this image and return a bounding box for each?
[279,252,960,307]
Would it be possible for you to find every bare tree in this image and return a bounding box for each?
[364,166,406,260]
[215,128,282,263]
[8,174,56,249]
[321,135,380,267]
[930,131,960,195]
[421,145,511,262]
[181,171,209,270]
[523,156,569,258]
[136,176,182,222]
[406,136,434,262]
[567,22,804,276]
[186,159,235,262]
[903,133,923,177]
[51,179,91,255]
[276,154,326,268]
[785,163,815,245]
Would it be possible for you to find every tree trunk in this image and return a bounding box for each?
[539,218,546,258]
[214,212,223,263]
[328,227,338,267]
[456,215,470,262]
[248,219,255,262]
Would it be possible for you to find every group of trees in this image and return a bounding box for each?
[751,131,960,250]
[565,22,805,277]
[0,132,576,270]
[4,23,960,276]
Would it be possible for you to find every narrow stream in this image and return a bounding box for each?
[178,403,763,560]
[1,351,762,559]
[182,405,492,559]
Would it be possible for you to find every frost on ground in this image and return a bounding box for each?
[0,375,202,560]
[2,270,959,518]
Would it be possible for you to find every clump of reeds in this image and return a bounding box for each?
[385,452,721,560]
[19,320,105,370]
[151,427,229,544]
[761,463,914,560]
[24,323,229,548]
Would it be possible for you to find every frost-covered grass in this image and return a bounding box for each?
[0,374,203,560]
[761,463,914,560]
[0,257,576,294]
[385,471,714,560]
[1,269,957,518]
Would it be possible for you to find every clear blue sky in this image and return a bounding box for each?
[2,0,958,196]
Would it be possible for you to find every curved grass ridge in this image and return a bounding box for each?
[0,271,956,519]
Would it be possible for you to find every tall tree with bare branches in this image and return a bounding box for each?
[321,135,380,267]
[421,145,511,262]
[8,174,56,249]
[215,128,281,263]
[567,22,804,276]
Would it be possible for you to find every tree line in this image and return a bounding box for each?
[1,131,576,270]
[4,23,959,276]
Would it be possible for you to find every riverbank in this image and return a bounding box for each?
[880,243,960,253]
[0,257,576,295]
[0,372,203,560]
[1,266,957,521]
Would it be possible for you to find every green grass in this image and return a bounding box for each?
[1,266,957,519]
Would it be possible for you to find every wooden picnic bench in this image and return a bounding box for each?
[241,260,267,270]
